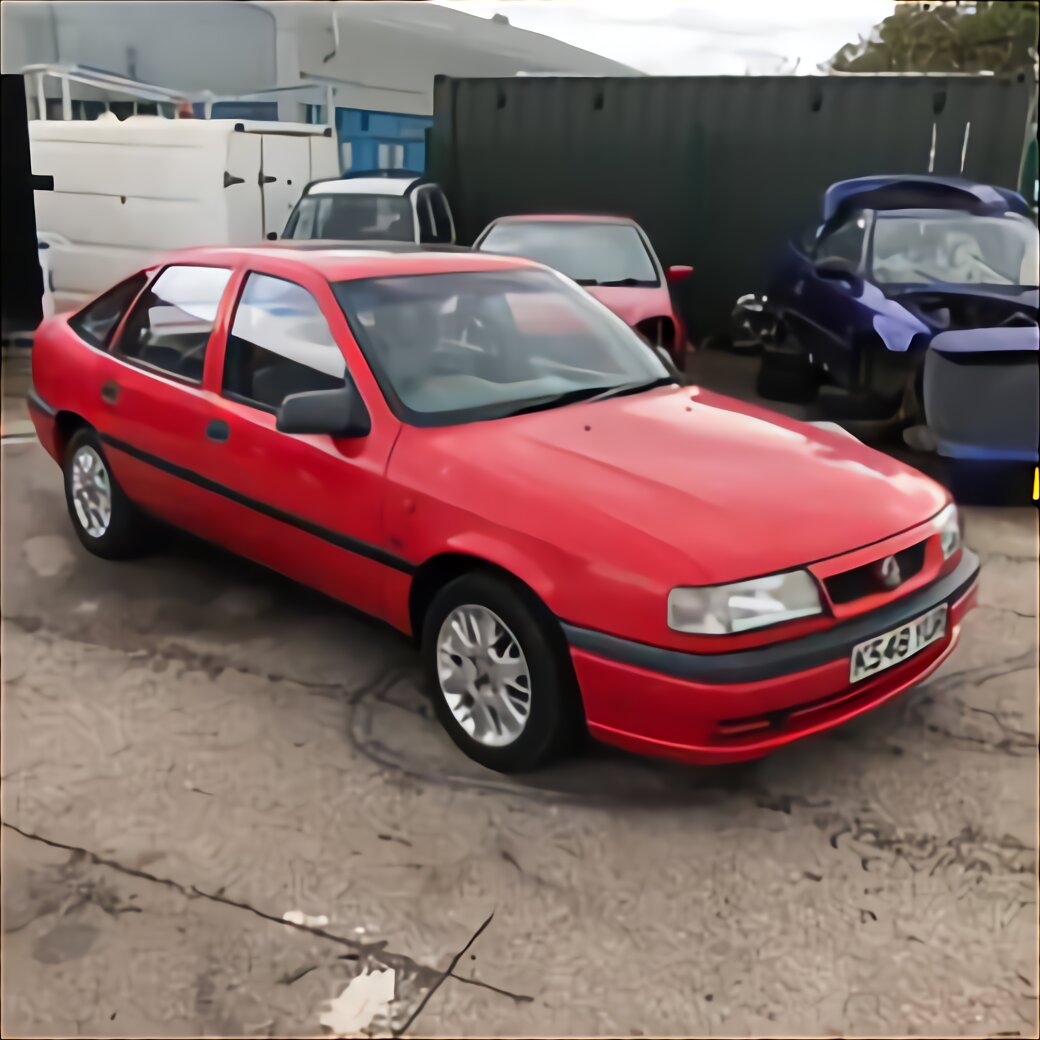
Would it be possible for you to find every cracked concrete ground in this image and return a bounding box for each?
[1,370,1038,1037]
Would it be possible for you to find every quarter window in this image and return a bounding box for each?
[114,265,231,382]
[69,272,149,349]
[223,273,346,410]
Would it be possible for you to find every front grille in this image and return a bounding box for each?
[824,540,926,605]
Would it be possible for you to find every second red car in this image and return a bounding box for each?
[473,213,693,364]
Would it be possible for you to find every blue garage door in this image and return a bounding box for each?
[306,106,431,175]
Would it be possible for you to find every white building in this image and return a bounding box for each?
[1,1,639,172]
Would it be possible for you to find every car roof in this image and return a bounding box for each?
[158,242,537,281]
[487,213,637,225]
[823,175,1031,222]
[305,176,421,197]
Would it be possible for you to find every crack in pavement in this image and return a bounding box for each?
[1,819,534,1027]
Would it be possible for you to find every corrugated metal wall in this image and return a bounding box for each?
[428,74,1037,341]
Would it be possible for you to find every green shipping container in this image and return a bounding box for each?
[428,73,1037,341]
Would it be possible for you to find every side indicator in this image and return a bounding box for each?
[1033,466,1038,502]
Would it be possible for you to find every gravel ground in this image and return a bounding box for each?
[1,349,1037,1038]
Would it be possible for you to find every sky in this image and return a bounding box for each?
[435,0,897,76]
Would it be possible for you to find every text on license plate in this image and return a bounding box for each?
[849,604,948,684]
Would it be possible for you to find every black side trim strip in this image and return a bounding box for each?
[27,385,56,417]
[563,549,980,685]
[100,434,415,575]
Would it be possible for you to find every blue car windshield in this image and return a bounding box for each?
[872,211,1039,287]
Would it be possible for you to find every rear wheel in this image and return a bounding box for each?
[63,428,150,559]
[421,572,582,772]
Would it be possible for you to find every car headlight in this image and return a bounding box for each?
[935,502,962,559]
[668,570,823,634]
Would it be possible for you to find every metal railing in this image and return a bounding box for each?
[20,63,337,127]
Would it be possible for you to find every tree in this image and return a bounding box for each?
[826,1,1039,74]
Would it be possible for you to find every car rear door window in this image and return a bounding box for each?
[415,189,436,243]
[114,265,232,382]
[427,188,454,244]
[223,272,346,411]
[68,272,149,349]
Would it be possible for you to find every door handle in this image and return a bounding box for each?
[100,380,120,404]
[204,418,229,443]
[206,419,230,443]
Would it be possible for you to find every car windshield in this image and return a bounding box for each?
[333,268,672,425]
[872,210,1039,287]
[284,193,414,242]
[477,222,659,286]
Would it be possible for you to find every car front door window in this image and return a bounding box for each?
[223,272,346,411]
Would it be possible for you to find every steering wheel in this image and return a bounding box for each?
[433,311,503,378]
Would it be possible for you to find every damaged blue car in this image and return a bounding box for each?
[740,175,1038,465]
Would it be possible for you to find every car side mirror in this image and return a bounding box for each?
[276,383,370,438]
[666,265,694,284]
[266,231,278,241]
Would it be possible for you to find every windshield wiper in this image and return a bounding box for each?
[495,376,673,419]
[573,277,648,287]
[496,384,618,418]
[579,375,674,405]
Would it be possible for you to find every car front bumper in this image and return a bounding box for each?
[565,549,980,764]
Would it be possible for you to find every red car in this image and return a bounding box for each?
[473,214,693,364]
[29,244,978,773]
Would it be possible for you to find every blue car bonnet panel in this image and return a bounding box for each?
[823,175,1031,223]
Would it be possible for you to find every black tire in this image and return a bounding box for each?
[420,571,583,773]
[63,428,150,559]
[755,346,819,404]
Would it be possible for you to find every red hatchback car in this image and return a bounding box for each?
[29,244,978,773]
[473,214,693,364]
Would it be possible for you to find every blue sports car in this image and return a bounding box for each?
[744,175,1038,465]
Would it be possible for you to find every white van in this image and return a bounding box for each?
[29,115,339,313]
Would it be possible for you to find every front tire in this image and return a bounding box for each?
[63,428,150,559]
[421,572,582,773]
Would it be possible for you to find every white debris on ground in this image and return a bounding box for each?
[281,910,330,928]
[22,535,76,578]
[319,968,396,1037]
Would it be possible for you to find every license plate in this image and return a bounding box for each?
[849,604,948,684]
